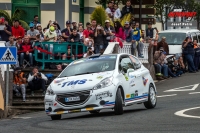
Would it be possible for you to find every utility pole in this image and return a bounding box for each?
[139,0,142,29]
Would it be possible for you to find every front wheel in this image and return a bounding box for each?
[51,115,61,120]
[114,88,123,115]
[144,84,157,109]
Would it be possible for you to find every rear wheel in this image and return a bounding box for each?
[114,88,123,115]
[51,115,61,120]
[89,110,100,114]
[144,84,157,109]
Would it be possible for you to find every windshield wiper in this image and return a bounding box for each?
[75,72,97,76]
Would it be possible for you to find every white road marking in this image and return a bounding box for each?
[175,107,200,119]
[189,92,200,95]
[164,84,199,92]
[12,117,32,119]
[157,94,177,98]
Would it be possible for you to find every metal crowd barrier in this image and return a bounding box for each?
[34,41,87,70]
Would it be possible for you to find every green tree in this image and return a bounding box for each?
[0,9,29,30]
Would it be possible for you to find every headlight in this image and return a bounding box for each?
[46,86,55,95]
[93,77,113,90]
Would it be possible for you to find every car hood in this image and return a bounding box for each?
[50,71,114,93]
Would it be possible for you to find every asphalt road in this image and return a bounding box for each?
[1,72,200,133]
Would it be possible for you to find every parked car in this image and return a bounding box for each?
[44,54,157,120]
[159,29,200,55]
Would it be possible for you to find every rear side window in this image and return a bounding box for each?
[158,33,186,45]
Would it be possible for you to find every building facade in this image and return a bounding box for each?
[0,0,162,31]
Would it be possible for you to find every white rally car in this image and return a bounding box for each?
[45,54,157,120]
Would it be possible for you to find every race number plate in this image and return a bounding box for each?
[65,96,80,102]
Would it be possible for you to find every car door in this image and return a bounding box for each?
[118,55,140,102]
[129,55,149,98]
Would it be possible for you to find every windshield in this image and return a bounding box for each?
[59,55,117,77]
[159,33,186,45]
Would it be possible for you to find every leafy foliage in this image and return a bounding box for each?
[0,9,29,30]
[90,6,111,26]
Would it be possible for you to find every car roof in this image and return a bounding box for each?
[159,29,200,34]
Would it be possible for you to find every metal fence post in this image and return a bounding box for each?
[6,64,9,106]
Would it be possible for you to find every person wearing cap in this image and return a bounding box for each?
[124,21,132,43]
[154,47,169,80]
[131,22,141,56]
[44,26,57,42]
[121,0,134,18]
[13,67,27,102]
[0,18,12,42]
[182,37,196,73]
[27,23,39,43]
[61,20,73,41]
[12,20,25,39]
[104,20,115,49]
[157,36,169,55]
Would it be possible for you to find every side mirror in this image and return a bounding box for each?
[127,68,134,77]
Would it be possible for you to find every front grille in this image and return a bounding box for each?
[56,90,91,106]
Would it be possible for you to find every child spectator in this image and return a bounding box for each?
[13,67,26,102]
[84,33,94,51]
[114,3,121,20]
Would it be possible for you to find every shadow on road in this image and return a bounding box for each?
[61,108,147,120]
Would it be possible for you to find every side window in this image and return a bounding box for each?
[129,55,141,69]
[119,57,134,73]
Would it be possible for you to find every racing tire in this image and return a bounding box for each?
[114,88,123,115]
[144,84,157,109]
[51,115,61,120]
[89,110,100,114]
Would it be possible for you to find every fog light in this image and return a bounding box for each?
[100,100,106,105]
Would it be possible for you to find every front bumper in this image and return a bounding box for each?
[44,84,117,116]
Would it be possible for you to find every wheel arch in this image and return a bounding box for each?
[118,85,125,102]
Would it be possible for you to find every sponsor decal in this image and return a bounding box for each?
[69,109,81,113]
[56,111,64,114]
[131,94,135,98]
[96,91,112,100]
[124,75,129,81]
[125,94,148,102]
[86,107,94,111]
[126,94,131,98]
[97,76,103,79]
[135,90,138,97]
[129,75,135,78]
[143,92,148,95]
[142,77,148,86]
[62,79,87,88]
[130,79,135,87]
[45,101,53,106]
[54,79,65,84]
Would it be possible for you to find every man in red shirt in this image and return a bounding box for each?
[83,22,91,40]
[19,36,33,67]
[12,20,25,39]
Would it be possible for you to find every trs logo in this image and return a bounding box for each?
[62,79,87,87]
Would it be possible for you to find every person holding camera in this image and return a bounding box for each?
[182,37,196,73]
[13,67,26,102]
[94,24,106,54]
[27,67,47,96]
[168,59,183,77]
[83,47,94,58]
